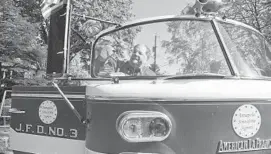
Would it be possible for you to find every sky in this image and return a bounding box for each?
[128,0,195,74]
[131,0,194,19]
[129,0,195,49]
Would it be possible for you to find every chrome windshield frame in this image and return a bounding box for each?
[211,19,239,76]
[213,17,269,78]
[90,15,263,78]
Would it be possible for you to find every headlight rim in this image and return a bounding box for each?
[116,110,172,143]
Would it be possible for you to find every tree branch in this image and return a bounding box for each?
[252,0,262,32]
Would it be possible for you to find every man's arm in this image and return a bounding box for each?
[97,56,117,77]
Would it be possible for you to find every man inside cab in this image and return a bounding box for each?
[93,42,115,76]
[118,44,156,76]
[99,44,156,76]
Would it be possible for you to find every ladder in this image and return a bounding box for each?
[0,90,12,127]
[0,90,11,154]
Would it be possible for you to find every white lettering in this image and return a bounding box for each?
[37,125,44,134]
[15,123,22,131]
[14,123,79,138]
[239,119,256,124]
[48,127,56,136]
[57,128,64,136]
[70,129,78,138]
[218,139,271,153]
[25,124,32,132]
[239,113,255,118]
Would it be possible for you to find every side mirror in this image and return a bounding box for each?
[46,5,67,75]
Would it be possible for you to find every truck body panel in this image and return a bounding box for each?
[10,86,86,154]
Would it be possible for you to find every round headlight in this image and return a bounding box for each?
[116,111,172,143]
[149,118,170,137]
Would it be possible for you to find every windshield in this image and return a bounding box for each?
[217,21,271,78]
[92,19,270,78]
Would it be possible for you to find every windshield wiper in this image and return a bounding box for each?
[158,73,231,80]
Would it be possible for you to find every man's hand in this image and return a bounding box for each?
[141,66,156,76]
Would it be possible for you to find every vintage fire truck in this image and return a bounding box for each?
[3,0,271,153]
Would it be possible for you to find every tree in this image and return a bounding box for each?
[0,0,47,80]
[68,0,137,77]
[220,0,271,43]
[161,20,226,74]
[0,0,137,79]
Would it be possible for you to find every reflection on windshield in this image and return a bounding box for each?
[93,20,233,77]
[217,21,271,77]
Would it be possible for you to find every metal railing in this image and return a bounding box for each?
[0,90,12,153]
[0,90,12,128]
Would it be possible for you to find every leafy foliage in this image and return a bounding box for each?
[0,0,47,81]
[68,0,136,77]
[161,20,229,74]
[161,1,271,77]
[220,0,271,43]
[0,0,136,80]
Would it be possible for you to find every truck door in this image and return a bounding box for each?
[9,86,86,154]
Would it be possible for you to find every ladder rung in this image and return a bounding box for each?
[0,116,10,118]
[0,125,10,128]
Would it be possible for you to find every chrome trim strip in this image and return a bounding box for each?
[9,108,26,114]
[87,96,271,103]
[85,147,158,154]
[12,93,85,99]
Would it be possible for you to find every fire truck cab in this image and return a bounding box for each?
[5,0,271,154]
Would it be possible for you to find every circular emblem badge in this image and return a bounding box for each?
[39,100,57,124]
[232,104,261,138]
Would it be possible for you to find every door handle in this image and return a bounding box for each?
[9,108,26,114]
